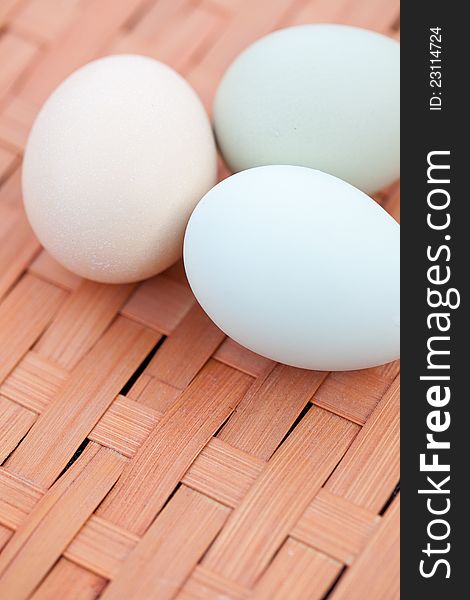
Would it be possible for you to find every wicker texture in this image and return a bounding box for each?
[0,0,400,598]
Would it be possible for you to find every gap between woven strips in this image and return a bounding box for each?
[379,481,400,516]
[120,335,167,396]
[322,565,348,599]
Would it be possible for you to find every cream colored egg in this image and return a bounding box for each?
[22,54,217,283]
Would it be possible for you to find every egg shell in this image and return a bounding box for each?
[214,24,400,194]
[22,54,217,283]
[184,166,399,371]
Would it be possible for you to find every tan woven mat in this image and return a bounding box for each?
[0,0,400,598]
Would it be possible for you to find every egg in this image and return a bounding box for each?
[214,25,400,194]
[22,54,217,283]
[184,166,399,371]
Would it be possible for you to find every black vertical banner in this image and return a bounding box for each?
[401,2,466,598]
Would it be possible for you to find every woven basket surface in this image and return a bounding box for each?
[0,0,400,598]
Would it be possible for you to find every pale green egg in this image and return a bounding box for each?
[214,25,400,194]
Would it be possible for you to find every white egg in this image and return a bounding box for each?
[22,54,217,283]
[184,166,399,371]
[214,25,400,194]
